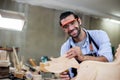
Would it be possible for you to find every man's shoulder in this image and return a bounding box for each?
[87,30,107,36]
[87,29,106,33]
[86,29,109,46]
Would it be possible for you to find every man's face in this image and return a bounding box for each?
[60,15,81,38]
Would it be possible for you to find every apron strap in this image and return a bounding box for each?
[88,32,99,50]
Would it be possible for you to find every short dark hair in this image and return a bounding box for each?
[59,11,79,26]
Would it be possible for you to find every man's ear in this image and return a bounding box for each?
[61,27,65,31]
[61,26,67,32]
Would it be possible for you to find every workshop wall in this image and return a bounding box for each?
[0,0,119,64]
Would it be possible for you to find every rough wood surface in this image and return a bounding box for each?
[40,54,79,73]
[41,45,120,80]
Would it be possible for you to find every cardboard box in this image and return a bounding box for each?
[0,50,10,78]
[0,66,9,78]
[0,50,7,60]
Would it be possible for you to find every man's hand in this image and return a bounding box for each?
[66,46,84,61]
[59,71,70,80]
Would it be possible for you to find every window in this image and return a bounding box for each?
[0,10,25,31]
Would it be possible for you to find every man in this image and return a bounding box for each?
[59,11,113,80]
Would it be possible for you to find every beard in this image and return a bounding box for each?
[68,25,81,38]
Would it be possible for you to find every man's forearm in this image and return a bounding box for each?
[78,55,108,62]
